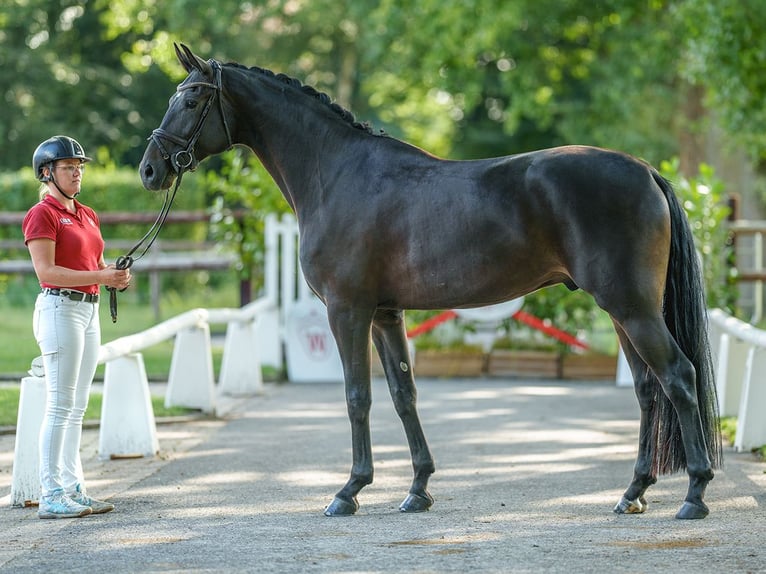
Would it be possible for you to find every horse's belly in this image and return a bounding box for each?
[382,255,560,310]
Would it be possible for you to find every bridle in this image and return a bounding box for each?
[149,59,233,174]
[108,59,233,323]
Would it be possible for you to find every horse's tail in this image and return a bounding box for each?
[652,171,723,475]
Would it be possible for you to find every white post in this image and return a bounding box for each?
[166,324,216,412]
[261,215,284,371]
[714,333,750,417]
[280,214,297,325]
[264,213,279,303]
[616,346,634,387]
[255,306,283,370]
[218,319,263,396]
[735,346,766,451]
[98,353,159,460]
[752,232,763,324]
[10,376,46,507]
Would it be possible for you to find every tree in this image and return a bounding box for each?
[362,0,688,164]
[678,0,766,164]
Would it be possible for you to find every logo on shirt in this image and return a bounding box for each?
[60,217,73,225]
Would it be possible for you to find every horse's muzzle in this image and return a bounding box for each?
[139,158,174,191]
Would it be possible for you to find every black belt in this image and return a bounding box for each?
[42,288,99,303]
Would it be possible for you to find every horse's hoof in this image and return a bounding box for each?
[613,496,646,515]
[675,501,709,520]
[324,496,359,516]
[399,491,434,513]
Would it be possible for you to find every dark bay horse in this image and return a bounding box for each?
[140,44,722,519]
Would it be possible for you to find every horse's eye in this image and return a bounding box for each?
[185,99,198,110]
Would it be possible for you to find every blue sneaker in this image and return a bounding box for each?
[38,489,92,519]
[69,484,115,514]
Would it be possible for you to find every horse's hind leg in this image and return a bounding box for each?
[616,315,714,519]
[612,324,658,515]
[372,309,435,512]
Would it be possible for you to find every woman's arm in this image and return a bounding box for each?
[28,238,130,290]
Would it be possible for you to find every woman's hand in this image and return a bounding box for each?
[101,264,131,290]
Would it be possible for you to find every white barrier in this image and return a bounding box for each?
[9,377,47,507]
[10,376,86,506]
[219,318,263,395]
[708,308,766,451]
[166,324,216,412]
[95,300,276,417]
[99,353,159,460]
[10,298,276,504]
[616,347,634,387]
[284,298,343,383]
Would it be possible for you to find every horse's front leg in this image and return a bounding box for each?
[372,309,435,512]
[323,304,376,517]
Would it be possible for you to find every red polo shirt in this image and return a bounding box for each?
[22,194,104,295]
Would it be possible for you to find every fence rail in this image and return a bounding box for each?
[708,308,766,451]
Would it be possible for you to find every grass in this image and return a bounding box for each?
[0,386,193,427]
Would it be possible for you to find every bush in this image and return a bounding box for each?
[659,158,736,312]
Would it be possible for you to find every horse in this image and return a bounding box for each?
[139,44,722,520]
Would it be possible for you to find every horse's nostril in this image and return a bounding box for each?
[142,164,154,179]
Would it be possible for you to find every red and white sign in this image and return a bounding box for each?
[285,298,344,383]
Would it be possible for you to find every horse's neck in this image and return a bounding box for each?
[232,81,364,215]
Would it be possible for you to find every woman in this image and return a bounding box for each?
[23,135,131,519]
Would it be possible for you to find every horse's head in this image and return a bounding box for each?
[139,43,233,191]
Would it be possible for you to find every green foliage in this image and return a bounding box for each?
[520,286,612,354]
[659,158,737,311]
[0,164,208,221]
[0,0,758,343]
[204,149,290,291]
[719,416,737,445]
[3,0,765,172]
[678,0,766,163]
[364,0,681,163]
[0,1,177,169]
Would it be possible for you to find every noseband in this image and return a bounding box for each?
[149,59,233,174]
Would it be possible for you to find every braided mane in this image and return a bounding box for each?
[225,61,384,136]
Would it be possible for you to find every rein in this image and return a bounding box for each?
[107,178,181,323]
[109,59,232,323]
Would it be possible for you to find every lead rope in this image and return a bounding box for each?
[107,173,183,323]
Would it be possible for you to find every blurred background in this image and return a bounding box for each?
[1,0,763,378]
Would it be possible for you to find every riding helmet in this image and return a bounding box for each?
[33,135,92,181]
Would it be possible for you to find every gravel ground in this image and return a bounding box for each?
[1,377,764,573]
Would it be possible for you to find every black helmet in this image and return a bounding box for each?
[33,135,92,181]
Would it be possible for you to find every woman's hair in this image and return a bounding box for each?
[38,182,49,201]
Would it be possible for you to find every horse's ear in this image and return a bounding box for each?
[174,43,192,72]
[175,43,212,76]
